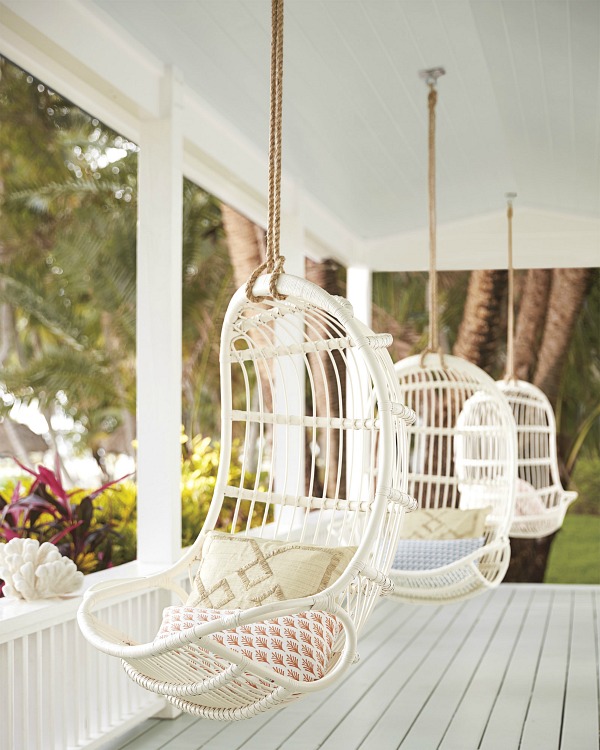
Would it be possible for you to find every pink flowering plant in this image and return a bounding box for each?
[0,457,130,581]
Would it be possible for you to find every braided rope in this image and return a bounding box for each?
[246,0,286,302]
[419,71,445,367]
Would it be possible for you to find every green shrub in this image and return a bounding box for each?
[181,434,266,547]
[545,514,600,584]
[569,456,600,515]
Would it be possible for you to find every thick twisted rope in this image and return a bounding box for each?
[504,193,517,381]
[419,70,445,367]
[246,0,286,302]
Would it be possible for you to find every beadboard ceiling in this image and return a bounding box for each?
[90,0,599,242]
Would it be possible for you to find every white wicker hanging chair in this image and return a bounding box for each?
[78,273,415,719]
[496,378,577,538]
[388,70,516,604]
[389,353,516,603]
[494,197,577,538]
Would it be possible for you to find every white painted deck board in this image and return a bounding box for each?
[101,585,600,750]
[561,591,600,749]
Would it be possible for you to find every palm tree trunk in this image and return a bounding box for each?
[371,303,419,362]
[453,270,507,373]
[220,203,265,290]
[533,268,593,407]
[513,269,552,381]
[220,203,269,473]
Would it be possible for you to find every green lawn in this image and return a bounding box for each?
[545,514,600,584]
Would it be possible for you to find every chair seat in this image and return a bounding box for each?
[392,537,486,571]
[157,606,343,683]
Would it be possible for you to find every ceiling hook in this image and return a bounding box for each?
[419,67,446,87]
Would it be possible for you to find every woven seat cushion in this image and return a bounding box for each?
[186,531,356,609]
[157,606,342,683]
[393,537,486,571]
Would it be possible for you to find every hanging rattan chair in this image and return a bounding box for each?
[387,70,516,604]
[78,273,415,719]
[496,378,576,538]
[390,354,515,603]
[494,195,577,538]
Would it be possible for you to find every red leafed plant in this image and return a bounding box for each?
[0,456,130,579]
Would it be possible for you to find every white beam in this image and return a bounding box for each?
[345,267,372,503]
[346,266,373,328]
[136,67,184,565]
[366,208,600,272]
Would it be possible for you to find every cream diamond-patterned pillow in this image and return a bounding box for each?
[186,532,357,609]
[399,507,491,540]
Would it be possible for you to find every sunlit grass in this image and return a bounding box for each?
[545,514,600,584]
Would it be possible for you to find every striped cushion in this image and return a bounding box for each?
[157,606,342,683]
[392,537,485,571]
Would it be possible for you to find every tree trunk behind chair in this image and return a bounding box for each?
[453,270,508,374]
[533,268,593,407]
[513,269,552,381]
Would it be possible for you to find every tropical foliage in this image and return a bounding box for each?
[0,459,127,574]
[0,56,234,472]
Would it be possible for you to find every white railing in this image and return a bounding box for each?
[0,563,172,750]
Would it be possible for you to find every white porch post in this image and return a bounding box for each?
[346,266,373,500]
[346,266,372,328]
[273,211,305,523]
[136,67,184,565]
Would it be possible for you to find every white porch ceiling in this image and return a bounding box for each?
[1,0,599,269]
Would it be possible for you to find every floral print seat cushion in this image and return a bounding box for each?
[157,605,342,683]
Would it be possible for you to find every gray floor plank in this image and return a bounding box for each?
[519,589,572,750]
[399,587,515,749]
[560,590,600,749]
[98,719,160,750]
[115,714,198,750]
[355,592,496,750]
[479,587,554,750]
[313,597,481,750]
[439,587,533,750]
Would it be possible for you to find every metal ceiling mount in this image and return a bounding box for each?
[419,67,446,86]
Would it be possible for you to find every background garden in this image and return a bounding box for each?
[1,56,598,587]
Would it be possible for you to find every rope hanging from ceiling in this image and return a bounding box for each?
[388,69,517,604]
[497,195,578,538]
[246,0,286,302]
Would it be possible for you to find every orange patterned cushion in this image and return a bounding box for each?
[157,606,342,683]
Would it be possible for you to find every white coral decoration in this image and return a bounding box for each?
[0,538,84,601]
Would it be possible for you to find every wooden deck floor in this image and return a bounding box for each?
[100,585,600,750]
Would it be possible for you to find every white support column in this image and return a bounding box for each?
[136,68,184,565]
[273,211,305,527]
[346,266,372,328]
[346,266,373,501]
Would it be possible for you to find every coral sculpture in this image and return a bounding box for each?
[0,538,84,601]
